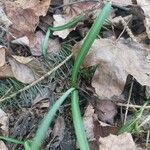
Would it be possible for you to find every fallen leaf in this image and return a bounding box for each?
[111,0,132,6]
[8,57,36,84]
[0,46,6,67]
[4,0,51,41]
[12,55,46,77]
[83,104,95,141]
[53,1,101,38]
[0,109,9,136]
[72,38,150,99]
[0,141,8,150]
[136,0,150,39]
[99,133,136,150]
[0,5,12,27]
[11,36,29,46]
[30,31,60,56]
[95,99,117,124]
[52,116,65,148]
[32,88,50,106]
[15,0,51,16]
[12,55,33,64]
[0,64,14,78]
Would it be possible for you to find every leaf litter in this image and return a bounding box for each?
[0,0,150,149]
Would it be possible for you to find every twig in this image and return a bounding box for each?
[0,53,73,102]
[117,103,150,109]
[124,77,134,124]
[146,130,150,148]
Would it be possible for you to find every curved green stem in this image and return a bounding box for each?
[72,2,112,87]
[42,15,84,56]
[71,2,112,150]
[0,136,24,145]
[30,87,75,150]
[71,90,89,150]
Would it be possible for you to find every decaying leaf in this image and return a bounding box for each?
[53,1,101,38]
[0,141,8,150]
[0,46,6,67]
[111,0,132,6]
[95,100,117,124]
[136,0,150,39]
[51,116,65,148]
[8,57,36,84]
[83,104,95,141]
[99,133,136,150]
[11,36,30,46]
[72,38,150,99]
[0,6,12,27]
[4,0,51,41]
[0,108,9,136]
[0,64,14,78]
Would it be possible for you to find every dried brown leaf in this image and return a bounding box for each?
[72,38,150,99]
[0,141,8,150]
[99,133,136,150]
[83,104,95,141]
[4,0,51,41]
[136,0,150,39]
[53,1,101,38]
[0,109,9,136]
[8,57,36,84]
[0,6,12,27]
[0,64,13,78]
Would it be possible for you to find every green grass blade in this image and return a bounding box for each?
[41,28,51,57]
[0,136,24,145]
[71,2,112,86]
[71,90,89,150]
[71,2,112,150]
[30,87,75,150]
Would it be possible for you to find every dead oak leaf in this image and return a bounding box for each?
[0,141,8,150]
[99,133,136,150]
[72,38,150,99]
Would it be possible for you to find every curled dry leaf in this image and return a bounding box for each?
[99,133,136,150]
[53,1,101,38]
[0,46,6,67]
[8,57,36,84]
[136,0,150,39]
[0,109,9,136]
[72,38,150,99]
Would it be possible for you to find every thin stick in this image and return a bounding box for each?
[0,53,73,102]
[146,130,150,148]
[124,77,134,124]
[117,103,150,109]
